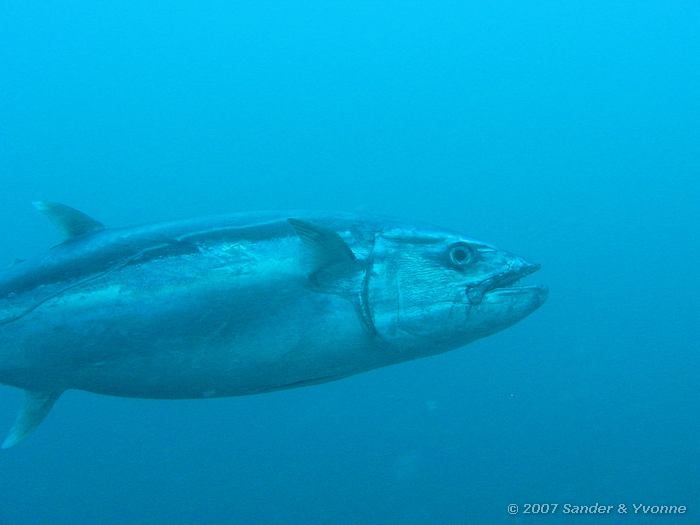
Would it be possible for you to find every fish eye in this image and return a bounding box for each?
[448,243,473,266]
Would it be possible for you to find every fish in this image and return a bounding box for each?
[0,202,547,448]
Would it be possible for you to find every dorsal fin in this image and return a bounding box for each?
[287,218,356,273]
[2,390,61,449]
[34,201,105,240]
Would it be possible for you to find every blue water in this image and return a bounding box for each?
[1,2,698,524]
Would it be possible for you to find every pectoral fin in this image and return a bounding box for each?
[288,217,363,284]
[288,218,375,333]
[34,201,104,240]
[287,218,356,270]
[2,390,61,449]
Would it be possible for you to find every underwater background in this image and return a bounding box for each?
[0,1,698,524]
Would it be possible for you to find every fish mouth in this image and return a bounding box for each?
[465,261,547,305]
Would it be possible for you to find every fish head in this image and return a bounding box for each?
[367,225,548,355]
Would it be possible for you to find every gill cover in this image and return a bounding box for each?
[366,231,465,343]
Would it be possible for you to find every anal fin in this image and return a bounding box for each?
[2,390,61,449]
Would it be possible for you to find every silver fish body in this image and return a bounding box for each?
[0,204,547,447]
